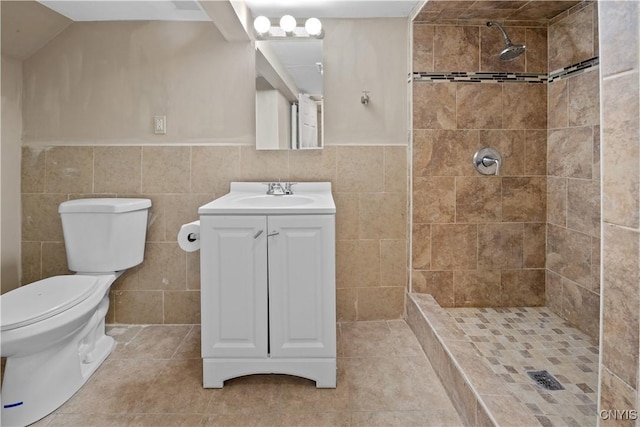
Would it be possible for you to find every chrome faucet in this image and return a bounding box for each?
[266,182,295,195]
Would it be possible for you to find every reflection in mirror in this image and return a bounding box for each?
[255,39,323,150]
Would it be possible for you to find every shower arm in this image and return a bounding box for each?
[487,21,514,46]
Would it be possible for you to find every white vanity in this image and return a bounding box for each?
[198,182,336,388]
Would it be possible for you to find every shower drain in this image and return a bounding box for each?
[526,370,565,391]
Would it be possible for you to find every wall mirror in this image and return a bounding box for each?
[255,39,323,150]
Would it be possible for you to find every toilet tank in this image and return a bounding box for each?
[58,198,152,273]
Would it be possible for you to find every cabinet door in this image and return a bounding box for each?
[268,215,336,358]
[200,215,268,358]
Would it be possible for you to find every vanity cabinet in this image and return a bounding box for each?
[199,213,336,388]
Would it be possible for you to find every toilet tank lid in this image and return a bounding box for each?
[59,198,152,214]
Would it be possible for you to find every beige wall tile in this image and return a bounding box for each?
[336,288,357,321]
[113,290,164,324]
[562,277,600,339]
[601,72,640,228]
[431,224,477,270]
[411,270,454,307]
[239,146,290,182]
[456,83,503,129]
[142,146,190,193]
[45,146,93,194]
[22,193,67,241]
[187,251,200,291]
[524,130,547,176]
[336,240,379,288]
[359,192,407,239]
[21,146,45,193]
[548,127,593,178]
[164,194,212,242]
[568,70,600,127]
[567,178,600,237]
[21,241,42,284]
[547,176,567,227]
[502,176,546,222]
[545,270,563,315]
[289,146,337,184]
[412,223,430,270]
[523,223,546,268]
[191,146,241,197]
[548,79,568,129]
[380,239,407,287]
[501,269,545,306]
[433,26,479,72]
[384,146,407,193]
[503,83,547,129]
[453,270,501,307]
[333,192,359,240]
[525,27,548,74]
[478,223,524,269]
[479,130,525,176]
[415,130,480,176]
[413,177,455,223]
[480,25,525,73]
[599,367,637,425]
[357,287,404,320]
[164,291,201,324]
[547,224,592,287]
[335,146,384,192]
[599,1,638,77]
[136,242,186,291]
[602,224,639,389]
[456,177,502,223]
[42,241,72,277]
[94,146,142,194]
[548,4,596,71]
[413,24,434,72]
[590,237,600,295]
[142,194,167,242]
[413,83,456,130]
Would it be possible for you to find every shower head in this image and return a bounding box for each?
[486,21,525,61]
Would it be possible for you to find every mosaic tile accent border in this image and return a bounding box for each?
[412,56,599,84]
[548,56,600,83]
[412,71,547,83]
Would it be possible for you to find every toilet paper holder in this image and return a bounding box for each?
[187,233,199,242]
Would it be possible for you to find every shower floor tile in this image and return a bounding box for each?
[446,306,599,427]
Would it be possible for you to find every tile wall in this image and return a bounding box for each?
[411,19,548,307]
[545,3,601,340]
[21,145,408,324]
[598,2,640,421]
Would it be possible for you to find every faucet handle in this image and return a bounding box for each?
[283,182,297,194]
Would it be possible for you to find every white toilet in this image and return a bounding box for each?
[0,198,151,427]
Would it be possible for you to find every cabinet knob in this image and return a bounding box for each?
[267,231,280,237]
[253,230,264,239]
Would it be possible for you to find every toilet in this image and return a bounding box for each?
[0,198,151,427]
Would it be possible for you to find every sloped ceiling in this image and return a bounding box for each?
[1,0,71,60]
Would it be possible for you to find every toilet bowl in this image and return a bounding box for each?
[0,198,151,427]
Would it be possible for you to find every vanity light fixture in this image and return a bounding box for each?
[253,15,324,39]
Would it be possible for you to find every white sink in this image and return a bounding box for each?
[199,182,335,215]
[236,194,315,208]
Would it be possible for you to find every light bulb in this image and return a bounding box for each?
[253,16,271,35]
[279,15,297,33]
[305,17,322,36]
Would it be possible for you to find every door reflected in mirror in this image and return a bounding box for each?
[255,39,323,150]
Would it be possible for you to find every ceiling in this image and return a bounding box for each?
[36,0,423,22]
[414,0,585,25]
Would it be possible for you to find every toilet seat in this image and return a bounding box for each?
[0,275,99,332]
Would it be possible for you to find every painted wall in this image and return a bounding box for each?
[411,20,548,307]
[17,18,409,322]
[598,1,640,418]
[1,54,23,293]
[545,3,600,339]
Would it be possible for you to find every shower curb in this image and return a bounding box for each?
[406,293,542,427]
